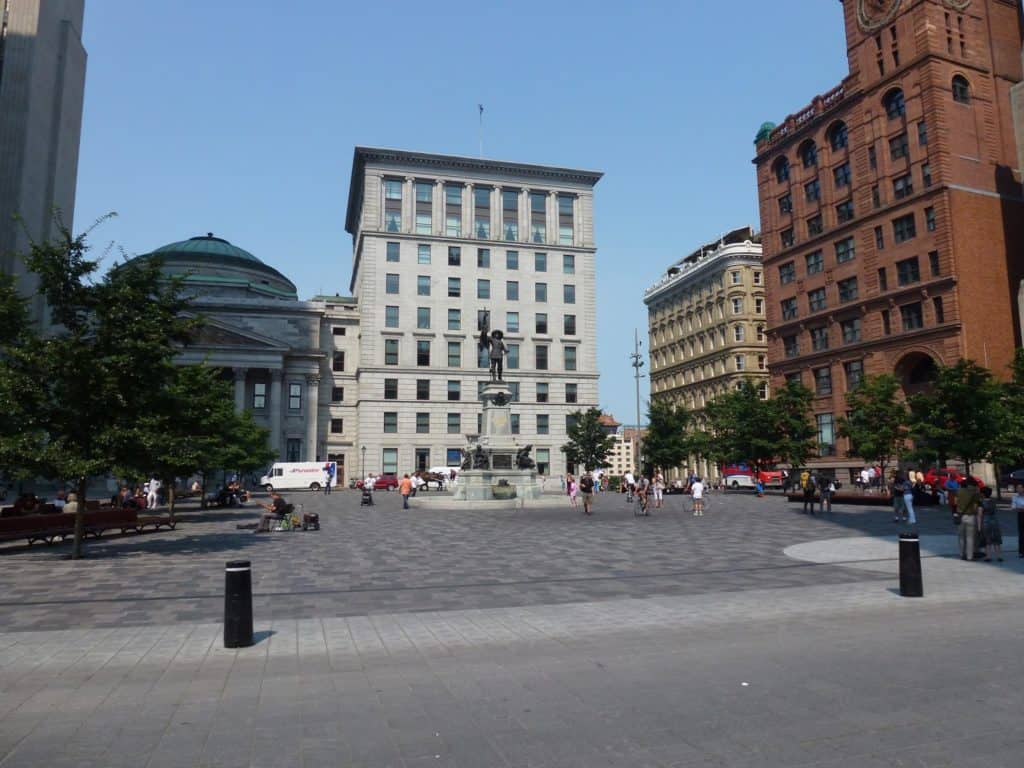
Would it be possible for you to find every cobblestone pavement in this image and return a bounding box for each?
[0,489,1004,632]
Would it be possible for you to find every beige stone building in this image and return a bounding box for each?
[643,227,767,482]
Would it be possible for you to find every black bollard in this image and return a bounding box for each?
[898,533,923,598]
[224,560,254,647]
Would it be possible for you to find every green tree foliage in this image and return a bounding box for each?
[992,349,1024,470]
[561,407,616,472]
[643,400,692,474]
[3,220,197,557]
[906,359,1002,473]
[837,374,908,480]
[765,380,816,469]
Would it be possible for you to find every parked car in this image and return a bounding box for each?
[723,474,757,490]
[354,474,400,491]
[922,467,985,490]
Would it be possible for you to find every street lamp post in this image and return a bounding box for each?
[360,446,366,480]
[630,329,645,473]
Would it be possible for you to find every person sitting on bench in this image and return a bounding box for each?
[256,492,290,533]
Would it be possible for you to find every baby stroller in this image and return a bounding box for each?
[360,487,374,506]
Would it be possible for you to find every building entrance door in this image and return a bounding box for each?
[415,449,429,472]
[327,453,345,484]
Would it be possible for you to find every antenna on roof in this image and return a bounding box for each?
[478,104,484,158]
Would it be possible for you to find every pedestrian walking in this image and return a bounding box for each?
[801,472,816,515]
[566,473,578,510]
[146,476,160,510]
[891,474,907,523]
[653,471,665,509]
[979,487,1003,562]
[820,477,835,513]
[956,478,982,560]
[691,476,705,516]
[322,462,335,495]
[399,473,413,509]
[579,473,595,515]
[1013,485,1024,559]
[902,475,916,524]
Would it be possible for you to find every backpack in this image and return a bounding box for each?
[580,476,594,493]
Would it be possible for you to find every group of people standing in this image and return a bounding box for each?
[564,470,688,516]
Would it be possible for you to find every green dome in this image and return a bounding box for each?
[152,233,260,263]
[754,122,777,144]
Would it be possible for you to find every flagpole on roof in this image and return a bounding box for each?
[478,104,484,158]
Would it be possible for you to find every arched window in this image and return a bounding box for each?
[952,75,971,104]
[773,156,790,183]
[799,140,818,168]
[883,88,905,119]
[827,121,849,151]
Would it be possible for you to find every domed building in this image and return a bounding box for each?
[135,234,359,480]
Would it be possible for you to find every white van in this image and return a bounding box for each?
[260,462,335,492]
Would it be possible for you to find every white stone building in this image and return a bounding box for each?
[345,147,602,478]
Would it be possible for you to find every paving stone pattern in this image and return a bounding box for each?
[0,490,988,632]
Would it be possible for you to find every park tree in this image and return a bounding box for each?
[703,379,779,468]
[837,374,908,481]
[765,380,816,469]
[2,219,197,558]
[989,348,1024,472]
[906,359,1002,473]
[561,407,616,472]
[643,399,692,474]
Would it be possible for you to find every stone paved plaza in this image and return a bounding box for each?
[2,490,1023,767]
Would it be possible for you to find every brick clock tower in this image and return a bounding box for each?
[753,0,1024,478]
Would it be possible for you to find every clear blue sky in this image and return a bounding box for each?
[77,0,848,424]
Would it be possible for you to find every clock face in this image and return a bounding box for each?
[857,0,902,32]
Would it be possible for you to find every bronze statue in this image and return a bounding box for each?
[472,445,488,469]
[485,330,507,381]
[516,444,535,470]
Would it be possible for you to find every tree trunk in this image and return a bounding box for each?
[71,477,87,559]
[168,483,176,522]
[200,471,208,510]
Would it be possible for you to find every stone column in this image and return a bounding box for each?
[233,367,247,412]
[305,375,320,462]
[270,370,283,459]
[547,191,558,245]
[464,183,473,238]
[493,186,503,242]
[404,176,414,233]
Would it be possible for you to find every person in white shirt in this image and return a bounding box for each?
[624,471,636,502]
[653,471,665,509]
[691,477,705,516]
[146,477,160,509]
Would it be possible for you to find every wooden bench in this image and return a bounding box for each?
[0,508,158,546]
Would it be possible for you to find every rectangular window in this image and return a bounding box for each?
[835,236,855,263]
[929,250,940,276]
[534,252,547,272]
[386,242,400,262]
[417,306,430,329]
[868,145,878,169]
[448,277,461,297]
[506,280,519,300]
[815,366,832,396]
[805,178,821,203]
[758,354,767,370]
[563,253,575,274]
[506,343,519,369]
[508,382,519,402]
[896,257,920,286]
[808,288,827,312]
[447,413,461,434]
[416,379,429,400]
[878,267,888,292]
[807,215,823,236]
[781,297,798,320]
[417,244,431,264]
[536,383,549,403]
[535,313,548,334]
[511,414,520,434]
[734,325,745,342]
[875,226,885,250]
[933,296,945,323]
[845,360,864,390]
[417,275,430,296]
[535,283,547,302]
[447,246,461,267]
[448,308,461,330]
[477,248,490,268]
[926,207,936,232]
[415,412,430,434]
[565,383,578,403]
[332,352,345,372]
[446,341,461,368]
[872,185,881,209]
[536,449,550,475]
[253,382,266,409]
[918,121,928,146]
[558,194,574,244]
[732,298,743,314]
[563,284,576,304]
[922,163,932,188]
[506,311,519,333]
[384,378,398,400]
[838,277,858,303]
[889,132,909,160]
[901,302,924,331]
[503,189,519,241]
[784,334,800,358]
[506,250,519,270]
[805,250,824,274]
[385,273,400,294]
[893,173,914,199]
[893,213,916,243]
[288,382,302,410]
[536,414,549,435]
[731,271,741,285]
[477,344,489,368]
[786,372,802,387]
[564,346,577,371]
[385,339,399,365]
[755,298,764,314]
[416,340,430,366]
[810,326,829,351]
[331,326,346,337]
[564,314,577,335]
[836,200,855,223]
[781,228,795,248]
[447,380,461,401]
[474,187,491,238]
[530,192,547,243]
[383,412,398,433]
[477,279,490,299]
[816,413,835,455]
[833,162,851,188]
[415,181,433,234]
[384,178,403,233]
[331,386,343,403]
[536,345,549,370]
[445,183,462,237]
[779,194,793,215]
[779,262,796,285]
[382,448,398,475]
[330,418,344,434]
[841,317,861,343]
[882,309,891,335]
[384,305,399,328]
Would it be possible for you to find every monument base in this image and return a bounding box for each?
[453,469,542,501]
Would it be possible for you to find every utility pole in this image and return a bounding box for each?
[630,329,645,473]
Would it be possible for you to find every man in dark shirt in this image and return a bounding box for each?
[257,492,289,533]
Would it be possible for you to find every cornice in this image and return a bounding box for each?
[644,248,763,305]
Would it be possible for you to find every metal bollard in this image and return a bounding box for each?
[898,533,923,598]
[224,560,254,647]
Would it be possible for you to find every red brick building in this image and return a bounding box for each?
[754,0,1024,479]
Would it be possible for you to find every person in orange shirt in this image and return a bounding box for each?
[399,474,413,509]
